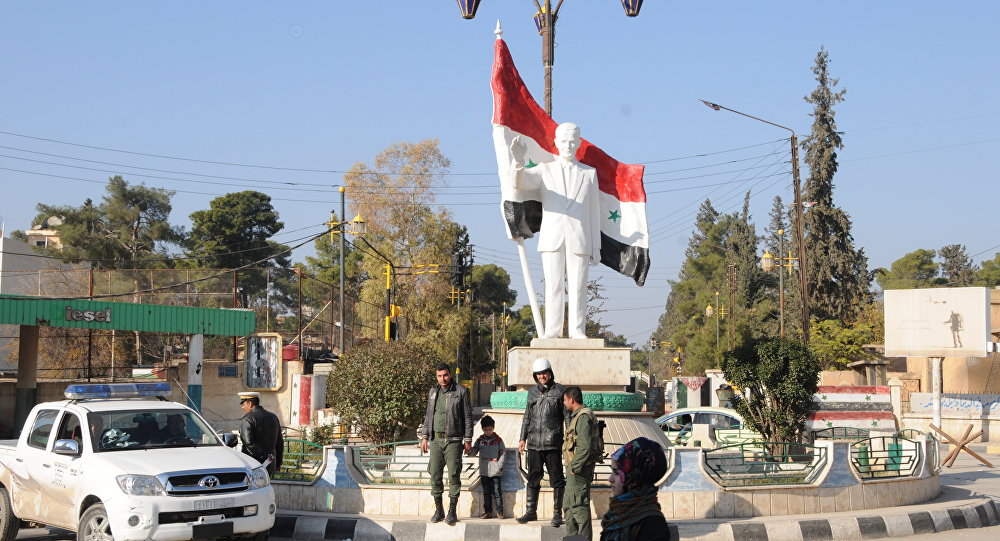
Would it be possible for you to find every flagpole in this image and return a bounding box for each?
[516,238,545,337]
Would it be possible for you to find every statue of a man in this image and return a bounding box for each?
[510,122,601,339]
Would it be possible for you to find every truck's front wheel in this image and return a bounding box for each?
[78,503,113,541]
[0,486,18,541]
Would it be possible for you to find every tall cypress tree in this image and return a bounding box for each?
[725,192,769,343]
[801,48,871,323]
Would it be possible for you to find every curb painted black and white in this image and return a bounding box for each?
[271,498,997,540]
[719,497,1000,541]
[270,514,680,541]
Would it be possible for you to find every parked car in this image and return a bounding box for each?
[655,407,745,445]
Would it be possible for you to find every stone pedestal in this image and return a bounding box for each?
[507,337,630,391]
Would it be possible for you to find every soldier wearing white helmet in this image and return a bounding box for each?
[516,357,567,527]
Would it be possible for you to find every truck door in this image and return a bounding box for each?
[10,409,59,521]
[39,411,86,529]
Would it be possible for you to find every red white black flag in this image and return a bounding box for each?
[491,37,649,286]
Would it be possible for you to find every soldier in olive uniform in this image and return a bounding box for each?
[562,386,598,540]
[419,363,473,526]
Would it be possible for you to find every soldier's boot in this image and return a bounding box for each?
[430,495,445,523]
[516,488,539,523]
[494,490,505,518]
[445,496,459,525]
[550,487,565,527]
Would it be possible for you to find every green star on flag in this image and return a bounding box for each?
[826,421,833,428]
[525,158,538,168]
[608,209,621,223]
[871,420,879,427]
[821,395,828,400]
[865,395,872,402]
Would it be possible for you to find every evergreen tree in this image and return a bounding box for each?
[978,252,1000,287]
[724,193,770,344]
[801,47,871,324]
[875,249,938,290]
[653,200,728,375]
[938,244,978,286]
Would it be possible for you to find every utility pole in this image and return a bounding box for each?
[701,100,810,342]
[338,187,346,355]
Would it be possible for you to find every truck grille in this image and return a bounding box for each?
[159,506,247,524]
[164,470,250,495]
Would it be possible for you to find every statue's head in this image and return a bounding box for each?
[554,122,581,161]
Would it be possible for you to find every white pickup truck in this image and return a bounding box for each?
[0,383,275,541]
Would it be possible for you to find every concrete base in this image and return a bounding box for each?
[508,338,630,389]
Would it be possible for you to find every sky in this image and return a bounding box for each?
[1,2,998,348]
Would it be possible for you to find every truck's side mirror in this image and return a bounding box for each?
[220,433,238,448]
[53,438,81,456]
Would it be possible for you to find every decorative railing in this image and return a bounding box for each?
[352,440,479,486]
[812,427,870,441]
[715,428,764,445]
[850,436,921,479]
[274,438,324,482]
[703,442,828,487]
[893,429,939,472]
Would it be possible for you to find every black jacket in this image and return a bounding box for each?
[519,379,566,451]
[419,381,474,442]
[240,406,284,468]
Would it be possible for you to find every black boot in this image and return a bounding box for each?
[430,495,444,523]
[494,490,505,519]
[550,487,564,527]
[516,488,538,523]
[445,496,459,525]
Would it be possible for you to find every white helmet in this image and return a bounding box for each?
[532,357,552,374]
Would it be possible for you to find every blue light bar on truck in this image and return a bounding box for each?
[64,382,172,400]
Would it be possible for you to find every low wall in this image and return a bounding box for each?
[273,440,940,520]
[901,392,1000,442]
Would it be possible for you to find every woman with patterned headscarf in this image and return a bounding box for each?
[600,437,670,541]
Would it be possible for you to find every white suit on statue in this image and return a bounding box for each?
[511,123,601,339]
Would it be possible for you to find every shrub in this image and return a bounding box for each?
[722,337,820,444]
[326,340,439,445]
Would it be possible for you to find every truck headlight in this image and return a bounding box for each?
[249,467,270,489]
[116,474,166,496]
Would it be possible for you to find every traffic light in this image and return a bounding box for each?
[450,253,465,287]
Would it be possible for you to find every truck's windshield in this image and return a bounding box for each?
[85,409,221,452]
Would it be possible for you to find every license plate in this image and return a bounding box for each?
[192,521,233,539]
[194,497,235,511]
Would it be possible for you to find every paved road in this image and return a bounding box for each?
[13,444,1000,540]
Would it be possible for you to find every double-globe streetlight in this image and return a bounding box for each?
[705,291,724,363]
[760,228,798,338]
[700,100,810,342]
[457,0,645,116]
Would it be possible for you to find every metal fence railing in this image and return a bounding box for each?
[703,442,828,488]
[1,267,382,379]
[273,438,325,482]
[850,436,921,479]
[352,441,480,486]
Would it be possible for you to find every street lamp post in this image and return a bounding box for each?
[326,190,366,353]
[760,228,798,337]
[705,291,722,363]
[458,1,645,116]
[700,100,810,342]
